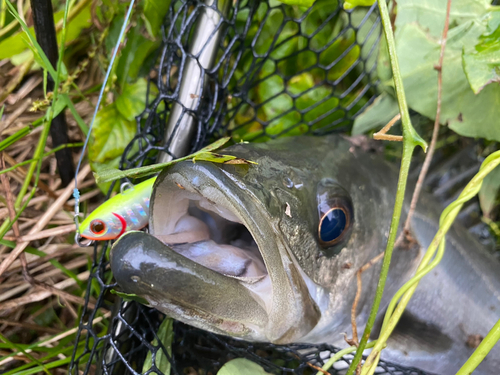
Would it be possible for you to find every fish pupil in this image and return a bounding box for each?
[320,208,346,243]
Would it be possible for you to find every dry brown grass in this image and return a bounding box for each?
[0,55,105,373]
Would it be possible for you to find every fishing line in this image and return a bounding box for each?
[73,0,136,235]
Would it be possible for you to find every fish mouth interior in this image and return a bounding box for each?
[153,188,269,283]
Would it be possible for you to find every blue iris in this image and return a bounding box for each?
[320,208,347,243]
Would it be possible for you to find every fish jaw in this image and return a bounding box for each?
[110,160,323,343]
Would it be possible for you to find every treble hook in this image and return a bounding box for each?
[75,232,95,247]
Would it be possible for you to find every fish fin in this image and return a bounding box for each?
[372,310,453,354]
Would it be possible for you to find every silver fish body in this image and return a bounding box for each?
[110,135,500,374]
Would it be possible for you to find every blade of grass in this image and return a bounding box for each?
[0,142,83,176]
[0,0,6,27]
[456,317,500,375]
[49,259,85,289]
[315,340,379,375]
[0,332,51,375]
[0,118,44,152]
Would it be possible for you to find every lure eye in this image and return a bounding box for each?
[90,220,106,235]
[317,179,354,250]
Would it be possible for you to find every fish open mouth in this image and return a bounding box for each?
[152,191,268,280]
[150,164,275,312]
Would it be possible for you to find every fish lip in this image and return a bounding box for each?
[150,160,322,343]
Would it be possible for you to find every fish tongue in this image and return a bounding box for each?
[110,231,269,339]
[170,239,267,279]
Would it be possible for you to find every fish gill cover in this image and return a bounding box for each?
[69,1,429,374]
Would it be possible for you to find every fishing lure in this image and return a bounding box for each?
[72,0,136,243]
[78,177,155,242]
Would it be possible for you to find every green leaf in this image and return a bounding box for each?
[382,20,500,141]
[395,0,489,39]
[88,103,135,192]
[479,164,500,218]
[94,137,241,183]
[110,289,150,305]
[143,0,172,38]
[352,92,399,135]
[343,0,376,11]
[275,0,314,6]
[142,318,174,374]
[463,16,500,94]
[192,152,257,164]
[115,78,153,120]
[0,239,39,254]
[217,358,271,375]
[89,104,136,164]
[114,25,159,88]
[0,4,92,60]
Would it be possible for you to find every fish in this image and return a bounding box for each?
[109,135,500,375]
[79,177,155,241]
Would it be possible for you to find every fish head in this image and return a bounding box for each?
[79,208,126,241]
[111,136,403,343]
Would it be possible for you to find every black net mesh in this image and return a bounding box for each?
[68,1,430,374]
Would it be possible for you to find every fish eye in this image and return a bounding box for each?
[90,220,106,235]
[318,205,351,246]
[317,179,353,250]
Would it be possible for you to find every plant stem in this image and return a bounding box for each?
[0,143,83,176]
[317,341,378,375]
[401,0,452,237]
[361,150,500,374]
[345,0,426,373]
[456,318,500,375]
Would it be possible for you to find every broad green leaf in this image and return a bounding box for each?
[385,22,500,141]
[479,164,500,218]
[217,358,271,375]
[395,0,489,38]
[115,79,153,120]
[352,93,399,135]
[275,0,314,6]
[143,0,172,38]
[0,4,92,59]
[89,104,136,164]
[463,16,500,94]
[322,35,360,81]
[142,318,174,374]
[115,25,159,88]
[88,103,135,192]
[343,0,376,11]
